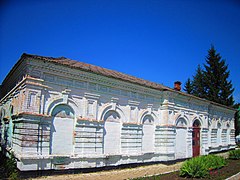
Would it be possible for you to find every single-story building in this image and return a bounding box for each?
[0,53,236,171]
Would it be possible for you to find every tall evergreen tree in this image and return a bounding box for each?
[184,45,235,106]
[234,104,240,136]
[184,78,193,94]
[192,65,206,98]
[204,46,234,106]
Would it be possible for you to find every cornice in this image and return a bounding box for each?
[31,60,163,97]
[42,72,163,104]
[11,112,51,119]
[76,117,104,123]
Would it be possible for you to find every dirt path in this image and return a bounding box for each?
[31,151,231,180]
[33,162,183,180]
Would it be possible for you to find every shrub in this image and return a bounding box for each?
[229,149,240,159]
[6,153,19,180]
[203,155,226,170]
[180,156,208,178]
[179,155,226,178]
[0,151,19,180]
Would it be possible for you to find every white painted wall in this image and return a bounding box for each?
[0,56,236,171]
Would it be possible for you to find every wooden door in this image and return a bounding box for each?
[192,127,200,157]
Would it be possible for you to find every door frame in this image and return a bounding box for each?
[192,120,201,157]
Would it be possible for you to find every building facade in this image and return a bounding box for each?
[0,53,236,171]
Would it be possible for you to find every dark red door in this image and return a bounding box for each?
[192,127,200,157]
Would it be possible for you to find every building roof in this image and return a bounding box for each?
[1,53,236,111]
[22,53,173,92]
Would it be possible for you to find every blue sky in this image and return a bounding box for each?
[1,0,240,103]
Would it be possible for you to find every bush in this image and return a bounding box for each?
[179,155,226,178]
[204,154,226,170]
[0,151,19,180]
[180,156,208,178]
[6,153,19,180]
[229,149,240,159]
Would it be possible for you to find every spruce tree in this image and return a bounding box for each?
[184,45,235,106]
[234,104,240,136]
[184,78,193,94]
[204,46,234,106]
[192,65,206,98]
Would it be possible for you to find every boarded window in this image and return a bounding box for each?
[142,115,154,152]
[103,111,121,154]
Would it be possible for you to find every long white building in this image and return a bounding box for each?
[0,53,236,171]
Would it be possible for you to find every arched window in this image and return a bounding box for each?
[52,104,74,118]
[104,110,120,122]
[193,119,201,127]
[50,104,75,155]
[176,118,187,127]
[143,115,154,124]
[103,110,121,154]
[142,115,154,153]
[227,124,230,144]
[217,122,222,145]
[175,117,188,159]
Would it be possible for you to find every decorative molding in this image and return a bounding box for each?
[84,92,100,100]
[111,97,119,111]
[11,112,51,119]
[41,65,162,104]
[128,100,140,107]
[147,104,153,114]
[62,89,71,103]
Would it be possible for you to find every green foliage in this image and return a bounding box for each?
[204,46,234,106]
[204,154,227,170]
[180,156,208,178]
[183,78,193,94]
[235,105,240,136]
[229,149,240,159]
[179,155,226,178]
[192,64,206,98]
[0,151,19,180]
[184,45,235,106]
